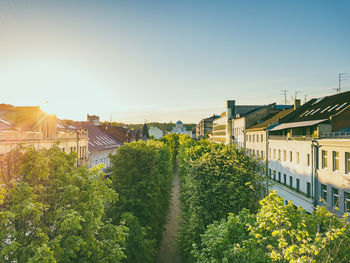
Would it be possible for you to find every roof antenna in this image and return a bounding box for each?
[337,73,348,93]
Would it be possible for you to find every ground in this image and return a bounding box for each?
[157,173,182,263]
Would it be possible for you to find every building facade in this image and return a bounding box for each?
[0,106,89,167]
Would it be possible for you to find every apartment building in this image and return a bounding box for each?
[316,134,350,216]
[233,103,289,148]
[0,106,89,166]
[75,115,122,171]
[212,100,262,144]
[196,114,220,139]
[267,91,350,213]
[245,108,294,160]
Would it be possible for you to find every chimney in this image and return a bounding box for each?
[294,99,301,110]
[87,114,100,126]
[226,100,235,145]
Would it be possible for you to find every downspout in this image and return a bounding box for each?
[265,129,270,195]
[311,139,320,209]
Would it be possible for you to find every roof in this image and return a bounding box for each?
[268,119,328,131]
[245,108,294,131]
[280,91,350,123]
[0,118,12,130]
[176,120,183,124]
[76,123,122,152]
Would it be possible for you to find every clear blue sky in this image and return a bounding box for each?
[0,0,349,123]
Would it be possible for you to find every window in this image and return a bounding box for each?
[273,170,276,180]
[278,172,281,183]
[345,192,350,213]
[253,135,255,142]
[261,151,264,159]
[290,151,293,162]
[257,150,260,158]
[283,174,287,185]
[278,150,281,160]
[332,188,339,208]
[273,149,276,159]
[283,150,286,161]
[322,150,328,169]
[261,134,263,142]
[289,176,293,188]
[321,184,327,202]
[307,154,310,166]
[257,135,259,142]
[296,179,300,192]
[307,182,311,198]
[249,135,251,141]
[333,151,340,171]
[346,152,350,174]
[296,152,300,164]
[269,169,271,178]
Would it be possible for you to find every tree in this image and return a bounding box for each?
[0,146,127,262]
[177,139,264,261]
[193,191,350,263]
[142,123,149,140]
[108,140,173,263]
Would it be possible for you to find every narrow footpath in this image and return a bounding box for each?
[157,172,182,263]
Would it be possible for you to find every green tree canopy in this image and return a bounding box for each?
[193,191,350,263]
[0,146,126,262]
[108,140,173,263]
[177,139,264,261]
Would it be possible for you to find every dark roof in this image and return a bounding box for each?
[176,120,183,124]
[245,108,294,131]
[280,91,350,123]
[75,123,122,152]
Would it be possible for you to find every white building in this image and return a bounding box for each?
[149,126,164,139]
[315,135,350,216]
[170,120,191,136]
[266,91,350,213]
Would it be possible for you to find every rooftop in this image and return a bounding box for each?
[245,108,294,131]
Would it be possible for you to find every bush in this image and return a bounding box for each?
[108,140,173,263]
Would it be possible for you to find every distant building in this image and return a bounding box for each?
[149,126,164,139]
[169,120,191,136]
[0,106,89,167]
[233,103,291,148]
[196,114,220,139]
[212,100,263,144]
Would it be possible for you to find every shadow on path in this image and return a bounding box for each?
[157,173,182,263]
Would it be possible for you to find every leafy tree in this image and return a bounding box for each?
[0,146,127,262]
[108,140,173,263]
[142,123,149,140]
[177,139,264,261]
[193,191,350,263]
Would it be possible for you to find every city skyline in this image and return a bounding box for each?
[1,0,349,123]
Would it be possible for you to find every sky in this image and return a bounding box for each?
[0,0,349,123]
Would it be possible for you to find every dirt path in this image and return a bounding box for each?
[157,173,182,263]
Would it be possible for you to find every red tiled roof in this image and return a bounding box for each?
[76,123,122,152]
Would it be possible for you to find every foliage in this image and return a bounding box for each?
[0,146,127,262]
[177,139,264,261]
[193,191,350,263]
[109,122,195,133]
[108,140,173,263]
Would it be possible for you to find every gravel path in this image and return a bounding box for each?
[157,173,182,263]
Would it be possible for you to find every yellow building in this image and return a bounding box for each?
[0,106,89,167]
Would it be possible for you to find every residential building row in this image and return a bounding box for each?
[202,91,350,216]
